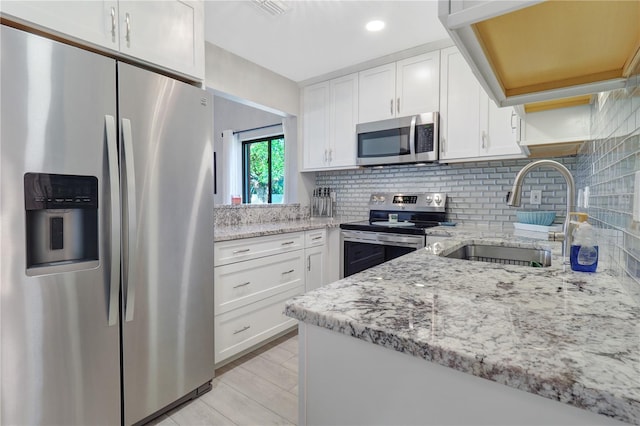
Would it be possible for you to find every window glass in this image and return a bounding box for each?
[242,135,285,204]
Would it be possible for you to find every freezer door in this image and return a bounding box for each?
[0,26,121,425]
[118,62,214,425]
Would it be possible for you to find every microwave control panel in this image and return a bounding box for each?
[415,124,434,153]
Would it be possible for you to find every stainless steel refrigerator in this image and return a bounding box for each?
[0,25,214,425]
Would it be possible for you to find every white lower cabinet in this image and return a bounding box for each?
[215,286,301,364]
[304,229,327,291]
[214,232,305,364]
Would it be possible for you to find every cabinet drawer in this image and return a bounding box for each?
[305,229,326,247]
[214,286,302,364]
[215,232,304,266]
[215,251,304,314]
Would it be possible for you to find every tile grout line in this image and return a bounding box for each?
[214,365,296,425]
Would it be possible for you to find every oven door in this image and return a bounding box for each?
[341,230,425,277]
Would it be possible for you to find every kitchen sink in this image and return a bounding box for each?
[442,244,552,267]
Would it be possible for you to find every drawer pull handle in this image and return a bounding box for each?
[312,236,323,241]
[282,269,295,275]
[233,248,251,254]
[281,241,295,246]
[233,281,250,289]
[233,325,251,335]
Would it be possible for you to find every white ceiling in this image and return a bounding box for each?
[204,0,450,83]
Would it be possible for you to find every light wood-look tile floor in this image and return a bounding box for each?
[148,330,299,426]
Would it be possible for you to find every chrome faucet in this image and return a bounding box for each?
[507,160,575,260]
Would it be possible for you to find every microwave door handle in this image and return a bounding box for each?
[409,115,417,157]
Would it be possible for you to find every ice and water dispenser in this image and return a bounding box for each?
[24,173,99,272]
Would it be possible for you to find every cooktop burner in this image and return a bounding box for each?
[340,193,447,235]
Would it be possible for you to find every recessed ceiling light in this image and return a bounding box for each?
[366,20,385,32]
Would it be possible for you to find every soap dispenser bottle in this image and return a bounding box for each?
[570,215,598,272]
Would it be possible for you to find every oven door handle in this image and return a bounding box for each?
[342,230,424,248]
[409,115,417,157]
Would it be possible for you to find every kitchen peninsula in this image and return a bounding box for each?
[285,227,640,425]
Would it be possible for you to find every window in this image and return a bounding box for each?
[242,135,285,204]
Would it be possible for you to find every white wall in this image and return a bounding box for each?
[205,42,299,117]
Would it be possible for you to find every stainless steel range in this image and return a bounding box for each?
[340,193,447,277]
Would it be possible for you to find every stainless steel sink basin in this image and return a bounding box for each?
[442,244,552,267]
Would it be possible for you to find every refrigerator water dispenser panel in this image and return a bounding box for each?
[24,173,99,272]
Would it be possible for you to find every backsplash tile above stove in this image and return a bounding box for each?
[315,157,577,226]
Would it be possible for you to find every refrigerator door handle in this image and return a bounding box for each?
[121,118,138,322]
[105,115,120,326]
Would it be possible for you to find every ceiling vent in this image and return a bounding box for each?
[252,0,290,16]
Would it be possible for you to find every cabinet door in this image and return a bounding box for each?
[118,0,204,80]
[0,0,119,50]
[305,245,325,292]
[326,228,342,282]
[329,73,358,168]
[482,97,524,157]
[439,47,481,160]
[302,81,331,170]
[396,51,440,116]
[358,63,396,123]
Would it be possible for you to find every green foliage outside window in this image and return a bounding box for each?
[243,136,284,204]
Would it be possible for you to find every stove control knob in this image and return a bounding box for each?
[425,196,433,205]
[378,196,385,203]
[434,195,442,205]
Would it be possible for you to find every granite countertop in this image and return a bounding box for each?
[285,225,640,424]
[214,216,360,242]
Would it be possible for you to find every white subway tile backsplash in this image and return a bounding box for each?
[316,157,576,225]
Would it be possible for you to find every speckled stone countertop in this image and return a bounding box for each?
[285,225,640,424]
[214,216,360,242]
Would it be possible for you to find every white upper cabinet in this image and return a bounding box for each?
[0,0,204,81]
[395,53,441,117]
[328,73,358,168]
[303,81,331,170]
[482,97,523,157]
[118,1,204,81]
[0,1,119,49]
[439,46,482,160]
[440,46,525,163]
[358,51,440,123]
[358,63,396,123]
[302,73,358,171]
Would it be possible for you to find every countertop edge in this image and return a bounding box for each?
[284,301,639,424]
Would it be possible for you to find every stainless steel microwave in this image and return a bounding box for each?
[356,112,439,166]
